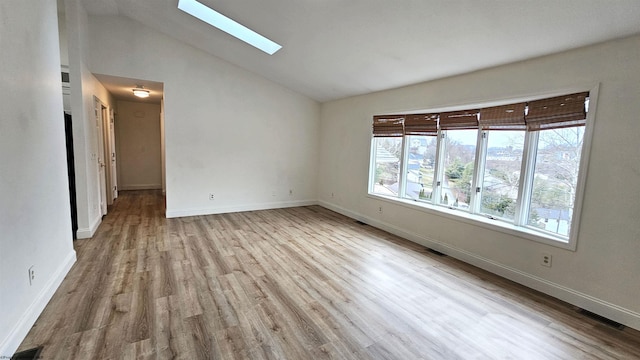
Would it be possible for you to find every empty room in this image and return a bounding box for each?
[1,0,640,359]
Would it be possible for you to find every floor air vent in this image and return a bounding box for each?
[577,309,625,330]
[427,248,447,257]
[12,346,43,359]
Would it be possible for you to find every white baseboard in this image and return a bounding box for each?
[318,200,640,331]
[119,184,162,191]
[0,250,77,357]
[166,199,318,218]
[76,213,101,239]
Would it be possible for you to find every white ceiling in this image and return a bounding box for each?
[93,73,164,104]
[80,0,640,102]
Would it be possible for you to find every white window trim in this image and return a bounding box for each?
[367,84,600,251]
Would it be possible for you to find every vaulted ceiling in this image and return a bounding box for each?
[80,0,640,102]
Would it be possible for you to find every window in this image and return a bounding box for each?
[401,114,438,201]
[369,92,592,247]
[527,126,584,236]
[439,129,478,209]
[403,135,437,200]
[479,130,525,220]
[371,115,404,196]
[371,137,403,196]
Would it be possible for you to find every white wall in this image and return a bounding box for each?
[87,15,321,217]
[58,11,69,67]
[0,0,76,355]
[65,0,115,238]
[161,99,166,193]
[318,35,640,329]
[115,100,162,190]
[58,10,71,112]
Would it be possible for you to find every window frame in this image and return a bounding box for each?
[435,128,481,210]
[367,85,599,251]
[369,136,405,197]
[397,135,436,201]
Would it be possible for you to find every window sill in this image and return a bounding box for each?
[367,193,576,251]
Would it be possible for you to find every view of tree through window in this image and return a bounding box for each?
[369,92,590,244]
[372,137,402,196]
[480,131,525,220]
[528,127,585,236]
[404,136,437,200]
[440,130,477,209]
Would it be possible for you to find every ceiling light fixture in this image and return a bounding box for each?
[177,0,282,55]
[132,85,150,98]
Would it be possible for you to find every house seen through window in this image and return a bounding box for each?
[369,92,591,244]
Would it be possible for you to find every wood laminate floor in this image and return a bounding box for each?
[18,190,640,359]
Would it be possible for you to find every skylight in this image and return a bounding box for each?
[177,0,282,55]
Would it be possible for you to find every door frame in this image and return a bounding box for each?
[100,104,117,206]
[108,108,118,202]
[94,96,108,216]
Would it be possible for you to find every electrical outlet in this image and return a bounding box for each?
[331,192,334,198]
[541,253,552,267]
[28,266,35,286]
[209,193,214,200]
[289,189,293,196]
[378,206,383,214]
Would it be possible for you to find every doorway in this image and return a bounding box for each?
[110,109,118,202]
[102,106,117,206]
[94,97,117,217]
[64,112,78,238]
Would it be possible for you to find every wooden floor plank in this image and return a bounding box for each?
[16,190,640,359]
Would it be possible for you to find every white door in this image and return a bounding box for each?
[109,109,118,200]
[95,98,107,216]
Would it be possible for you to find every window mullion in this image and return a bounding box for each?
[432,131,446,204]
[515,131,539,226]
[368,138,376,194]
[469,130,488,213]
[397,136,408,198]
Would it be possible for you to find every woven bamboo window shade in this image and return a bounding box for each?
[371,92,589,136]
[439,109,479,130]
[525,92,589,131]
[479,102,526,130]
[372,115,405,137]
[404,114,438,136]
